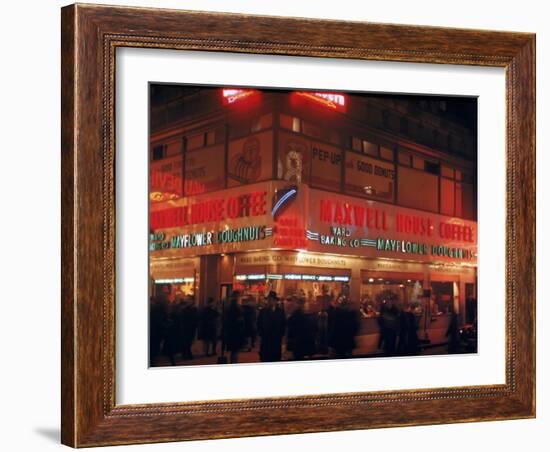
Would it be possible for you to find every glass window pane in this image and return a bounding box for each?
[280,114,293,130]
[362,140,378,157]
[398,151,411,166]
[440,177,455,216]
[441,165,454,179]
[397,166,438,212]
[352,137,362,152]
[380,146,394,161]
[205,131,215,146]
[187,133,204,150]
[412,156,424,170]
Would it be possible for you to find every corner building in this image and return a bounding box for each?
[149,87,478,344]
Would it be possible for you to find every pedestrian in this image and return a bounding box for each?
[163,296,182,365]
[326,297,338,352]
[149,294,168,365]
[466,296,477,324]
[241,297,257,351]
[398,305,419,355]
[446,309,460,353]
[329,296,360,358]
[257,291,286,362]
[381,299,400,356]
[198,297,219,357]
[286,298,315,360]
[223,291,245,363]
[377,301,387,351]
[179,296,198,360]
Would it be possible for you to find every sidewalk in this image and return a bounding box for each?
[152,332,451,367]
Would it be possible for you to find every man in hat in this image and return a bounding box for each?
[257,291,286,362]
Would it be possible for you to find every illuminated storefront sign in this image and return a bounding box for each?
[375,237,474,259]
[272,185,298,219]
[149,225,267,251]
[319,199,389,230]
[154,278,194,284]
[318,198,475,243]
[296,92,347,111]
[273,215,307,248]
[311,226,377,249]
[234,273,350,282]
[308,188,477,262]
[150,191,267,229]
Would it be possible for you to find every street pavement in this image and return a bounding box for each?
[151,332,452,367]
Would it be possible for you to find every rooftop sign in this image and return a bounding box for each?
[296,92,347,111]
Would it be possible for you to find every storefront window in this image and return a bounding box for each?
[153,277,197,302]
[232,270,351,314]
[360,275,424,317]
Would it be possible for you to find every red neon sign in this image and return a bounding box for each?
[150,191,267,229]
[296,92,347,111]
[273,215,307,248]
[222,88,255,104]
[320,199,388,230]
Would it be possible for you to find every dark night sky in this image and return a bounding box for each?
[150,84,476,133]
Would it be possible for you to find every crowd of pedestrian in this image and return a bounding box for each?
[149,289,444,366]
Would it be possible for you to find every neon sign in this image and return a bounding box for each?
[154,278,194,284]
[222,88,255,104]
[375,237,474,260]
[296,92,347,111]
[272,185,298,219]
[150,191,267,229]
[234,273,350,282]
[149,225,267,251]
[319,199,389,230]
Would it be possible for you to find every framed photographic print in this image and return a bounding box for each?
[61,3,535,447]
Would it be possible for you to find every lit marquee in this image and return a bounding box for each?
[222,88,256,104]
[296,91,347,111]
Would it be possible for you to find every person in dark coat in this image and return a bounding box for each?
[223,292,245,363]
[257,291,286,362]
[163,297,182,365]
[286,298,315,360]
[241,298,257,351]
[179,296,198,360]
[329,297,360,359]
[446,309,460,354]
[198,297,219,357]
[149,294,168,366]
[465,296,477,324]
[398,306,419,355]
[381,300,400,357]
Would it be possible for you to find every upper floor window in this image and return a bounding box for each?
[251,113,273,133]
[152,144,166,161]
[280,114,301,133]
[424,160,440,175]
[380,146,394,161]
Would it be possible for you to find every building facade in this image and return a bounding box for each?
[149,87,478,343]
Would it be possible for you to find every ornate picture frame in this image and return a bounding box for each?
[61,3,535,447]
